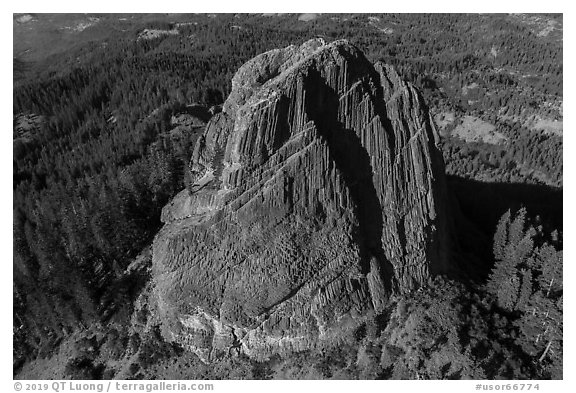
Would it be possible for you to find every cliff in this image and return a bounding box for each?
[152,38,450,361]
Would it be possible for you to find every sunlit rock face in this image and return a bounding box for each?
[152,38,450,361]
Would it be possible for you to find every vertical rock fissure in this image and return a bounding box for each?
[302,67,396,295]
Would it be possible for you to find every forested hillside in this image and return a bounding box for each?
[13,13,562,379]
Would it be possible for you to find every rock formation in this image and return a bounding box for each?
[152,38,450,361]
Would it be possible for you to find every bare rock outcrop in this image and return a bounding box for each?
[152,39,450,361]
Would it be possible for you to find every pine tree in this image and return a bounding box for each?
[488,208,535,311]
[493,209,510,261]
[488,209,563,376]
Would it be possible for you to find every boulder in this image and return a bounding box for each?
[152,38,450,360]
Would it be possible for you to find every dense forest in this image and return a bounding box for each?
[13,13,562,379]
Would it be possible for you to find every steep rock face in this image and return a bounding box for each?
[152,39,450,360]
